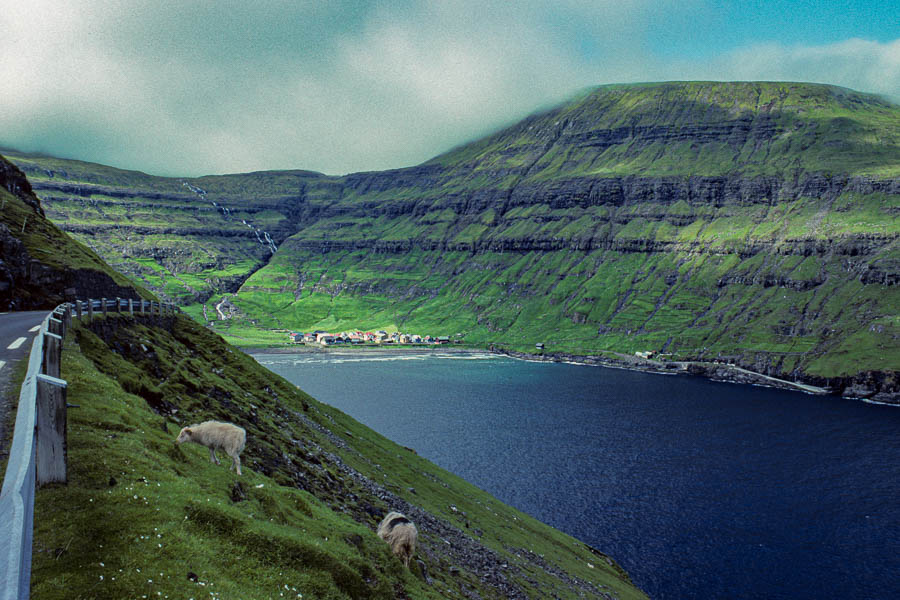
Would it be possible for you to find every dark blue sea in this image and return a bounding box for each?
[254,350,900,600]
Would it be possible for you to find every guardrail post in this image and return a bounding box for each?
[114,297,121,313]
[101,297,108,316]
[76,299,83,319]
[48,317,63,338]
[53,306,67,335]
[42,331,62,379]
[88,299,95,321]
[63,303,72,330]
[128,298,134,315]
[36,374,68,486]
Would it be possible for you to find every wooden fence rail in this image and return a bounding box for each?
[0,298,177,600]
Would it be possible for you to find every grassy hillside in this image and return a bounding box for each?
[5,148,338,306]
[32,311,646,599]
[5,82,899,396]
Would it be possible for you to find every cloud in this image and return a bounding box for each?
[710,38,900,101]
[0,1,896,177]
[1,0,664,175]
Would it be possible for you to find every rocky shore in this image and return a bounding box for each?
[487,347,900,406]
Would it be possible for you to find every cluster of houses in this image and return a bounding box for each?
[289,330,452,346]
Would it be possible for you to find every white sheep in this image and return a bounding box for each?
[175,421,246,475]
[377,511,418,568]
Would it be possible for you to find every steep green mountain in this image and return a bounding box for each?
[0,155,149,309]
[32,310,646,599]
[6,81,899,399]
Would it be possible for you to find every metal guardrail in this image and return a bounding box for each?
[0,298,177,600]
[0,315,44,600]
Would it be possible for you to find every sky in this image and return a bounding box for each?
[1,0,898,177]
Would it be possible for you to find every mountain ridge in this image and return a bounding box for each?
[4,80,898,400]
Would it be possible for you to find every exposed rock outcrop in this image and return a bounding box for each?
[0,154,44,215]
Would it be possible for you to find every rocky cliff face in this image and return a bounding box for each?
[0,153,44,215]
[0,155,146,310]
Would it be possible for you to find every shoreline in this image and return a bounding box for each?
[246,344,475,356]
[245,343,898,406]
[490,348,832,395]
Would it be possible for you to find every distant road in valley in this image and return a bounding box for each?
[0,310,48,466]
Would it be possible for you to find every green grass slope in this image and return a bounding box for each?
[32,312,646,599]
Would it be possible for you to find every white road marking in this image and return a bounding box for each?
[7,337,27,350]
[28,325,40,332]
[0,360,5,370]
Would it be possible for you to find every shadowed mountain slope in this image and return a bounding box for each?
[0,155,149,309]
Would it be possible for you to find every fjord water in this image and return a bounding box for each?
[255,351,900,600]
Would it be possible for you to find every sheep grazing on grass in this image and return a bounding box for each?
[175,421,246,475]
[377,511,418,568]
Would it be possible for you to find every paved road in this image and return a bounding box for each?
[0,310,49,467]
